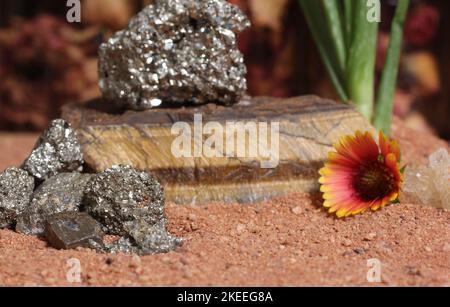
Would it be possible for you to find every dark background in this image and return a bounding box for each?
[0,0,448,140]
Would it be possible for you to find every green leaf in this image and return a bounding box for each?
[347,0,378,120]
[343,0,354,51]
[298,0,348,102]
[374,0,410,135]
[400,165,407,174]
[321,0,347,74]
[346,0,378,120]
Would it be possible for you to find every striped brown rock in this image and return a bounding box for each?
[61,96,375,204]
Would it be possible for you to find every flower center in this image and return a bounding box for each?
[353,160,396,202]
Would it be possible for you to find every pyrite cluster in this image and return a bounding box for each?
[98,0,250,110]
[85,166,181,254]
[0,119,181,255]
[1,0,253,254]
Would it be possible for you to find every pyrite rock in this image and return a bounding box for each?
[16,173,92,236]
[61,96,377,205]
[106,236,140,255]
[126,220,182,255]
[106,229,182,256]
[85,165,181,254]
[0,167,35,229]
[84,165,166,235]
[22,119,84,180]
[98,0,250,109]
[44,212,104,250]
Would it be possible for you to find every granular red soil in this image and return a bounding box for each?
[0,119,449,286]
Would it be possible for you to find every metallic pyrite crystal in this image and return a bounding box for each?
[85,165,181,254]
[98,0,251,109]
[22,119,84,180]
[84,165,166,235]
[44,212,104,250]
[0,167,35,229]
[106,236,140,255]
[126,220,182,255]
[106,224,182,256]
[16,173,92,236]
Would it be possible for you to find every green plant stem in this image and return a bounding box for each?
[374,0,410,135]
[346,0,378,120]
[321,0,346,75]
[299,0,348,101]
[343,0,354,50]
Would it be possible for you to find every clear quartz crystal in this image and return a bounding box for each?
[402,148,450,209]
[429,148,450,208]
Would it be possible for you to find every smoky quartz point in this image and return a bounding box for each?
[98,0,251,110]
[22,119,84,180]
[0,167,35,229]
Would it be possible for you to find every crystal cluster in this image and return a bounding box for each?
[16,173,93,235]
[85,165,181,254]
[98,0,251,110]
[0,167,35,228]
[401,148,450,209]
[44,212,104,250]
[1,119,180,255]
[22,119,84,180]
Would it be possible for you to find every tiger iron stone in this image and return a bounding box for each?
[61,96,375,204]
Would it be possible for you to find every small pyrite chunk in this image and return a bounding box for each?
[85,165,181,254]
[16,173,92,236]
[106,236,140,255]
[98,0,251,110]
[84,165,166,235]
[44,212,104,250]
[125,220,182,255]
[0,167,35,229]
[22,119,84,180]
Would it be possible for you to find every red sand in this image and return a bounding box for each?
[0,120,448,286]
[0,132,38,172]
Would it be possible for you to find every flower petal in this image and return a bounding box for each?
[379,131,401,161]
[318,131,403,218]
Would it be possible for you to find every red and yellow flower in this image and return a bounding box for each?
[319,131,403,218]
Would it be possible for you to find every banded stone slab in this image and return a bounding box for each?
[62,96,375,204]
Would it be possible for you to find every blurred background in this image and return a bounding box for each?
[0,0,448,140]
